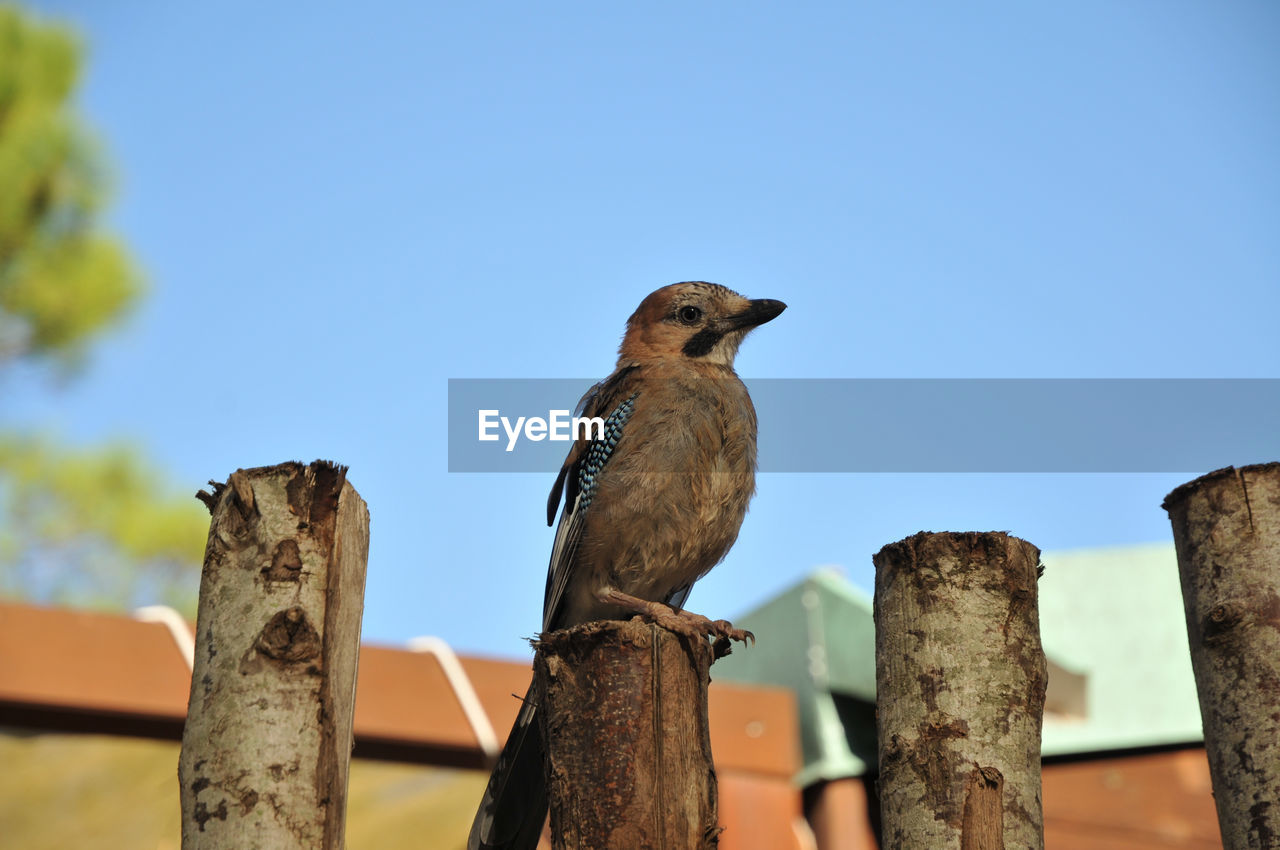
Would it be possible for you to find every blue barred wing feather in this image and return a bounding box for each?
[541,367,638,632]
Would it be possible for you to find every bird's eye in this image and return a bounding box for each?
[678,306,703,324]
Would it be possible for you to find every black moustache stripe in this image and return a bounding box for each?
[682,328,723,358]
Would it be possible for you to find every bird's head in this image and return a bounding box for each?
[619,282,786,368]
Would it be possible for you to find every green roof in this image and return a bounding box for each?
[714,543,1203,785]
[1038,542,1202,755]
[714,567,878,786]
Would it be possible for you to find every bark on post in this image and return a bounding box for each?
[1163,462,1280,850]
[873,532,1046,850]
[535,618,720,850]
[179,461,370,850]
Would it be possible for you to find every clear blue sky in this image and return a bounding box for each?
[6,2,1278,659]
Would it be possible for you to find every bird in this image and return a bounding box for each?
[468,281,785,850]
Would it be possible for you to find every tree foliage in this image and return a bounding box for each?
[0,5,205,613]
[0,4,143,367]
[0,435,208,611]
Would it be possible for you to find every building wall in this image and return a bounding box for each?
[1042,746,1221,849]
[806,745,1223,849]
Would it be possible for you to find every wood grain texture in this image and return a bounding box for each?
[535,618,720,850]
[179,461,370,850]
[1165,463,1280,850]
[873,531,1046,850]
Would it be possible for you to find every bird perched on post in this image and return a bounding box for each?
[468,281,785,850]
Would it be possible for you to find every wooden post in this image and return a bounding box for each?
[1163,462,1280,850]
[873,532,1046,850]
[179,461,370,850]
[535,618,720,850]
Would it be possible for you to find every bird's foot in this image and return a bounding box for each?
[598,589,754,658]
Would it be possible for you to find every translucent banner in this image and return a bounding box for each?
[448,378,1279,472]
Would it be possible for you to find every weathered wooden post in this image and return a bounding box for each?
[535,618,721,849]
[1164,462,1280,850]
[873,531,1047,850]
[179,461,370,850]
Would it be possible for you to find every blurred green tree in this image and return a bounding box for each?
[0,4,206,613]
[0,4,140,366]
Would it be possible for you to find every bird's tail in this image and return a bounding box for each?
[467,682,548,850]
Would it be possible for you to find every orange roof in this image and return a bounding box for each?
[0,599,800,778]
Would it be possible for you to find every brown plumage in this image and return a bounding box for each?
[469,281,785,850]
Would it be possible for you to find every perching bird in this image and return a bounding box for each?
[468,281,785,850]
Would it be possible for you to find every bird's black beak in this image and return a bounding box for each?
[728,298,787,330]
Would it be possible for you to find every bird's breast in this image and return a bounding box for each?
[577,373,758,605]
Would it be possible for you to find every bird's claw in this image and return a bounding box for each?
[708,618,754,645]
[603,589,754,655]
[653,609,754,656]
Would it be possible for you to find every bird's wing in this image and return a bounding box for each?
[665,583,693,612]
[467,682,546,850]
[542,365,638,632]
[470,367,641,850]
